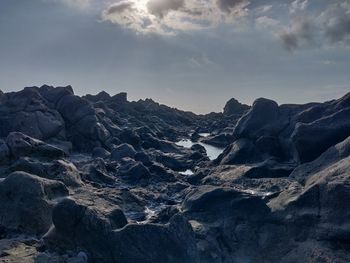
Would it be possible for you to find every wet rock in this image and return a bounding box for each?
[156,153,191,171]
[201,133,234,148]
[0,171,68,235]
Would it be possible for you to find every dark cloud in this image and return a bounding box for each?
[147,0,184,18]
[279,19,315,51]
[279,1,350,50]
[324,15,350,44]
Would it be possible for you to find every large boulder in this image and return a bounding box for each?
[292,107,350,163]
[234,98,279,139]
[0,172,68,235]
[55,93,110,150]
[45,198,199,263]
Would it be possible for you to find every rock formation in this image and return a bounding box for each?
[0,85,349,262]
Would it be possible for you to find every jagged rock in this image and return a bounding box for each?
[134,151,152,166]
[0,87,65,140]
[156,153,191,171]
[120,162,151,183]
[201,133,234,148]
[81,158,115,185]
[223,98,250,116]
[6,132,65,159]
[0,172,68,235]
[110,143,136,161]
[92,147,111,159]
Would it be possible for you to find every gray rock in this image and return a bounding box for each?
[110,143,136,161]
[0,139,9,164]
[6,132,65,159]
[0,171,68,235]
[46,199,198,263]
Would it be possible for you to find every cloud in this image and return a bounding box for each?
[279,18,315,51]
[147,0,185,18]
[216,0,248,13]
[279,1,350,51]
[102,0,255,35]
[290,0,308,14]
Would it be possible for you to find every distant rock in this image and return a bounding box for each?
[223,98,250,116]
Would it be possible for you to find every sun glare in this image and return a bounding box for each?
[134,0,149,11]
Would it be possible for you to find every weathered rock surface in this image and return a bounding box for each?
[0,172,68,235]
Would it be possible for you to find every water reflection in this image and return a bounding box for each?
[176,139,224,160]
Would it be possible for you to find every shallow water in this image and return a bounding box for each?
[179,169,194,175]
[176,139,224,160]
[198,133,211,137]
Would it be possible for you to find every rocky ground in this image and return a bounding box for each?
[0,85,349,263]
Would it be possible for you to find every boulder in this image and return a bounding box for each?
[46,199,198,263]
[120,162,151,183]
[216,139,262,165]
[292,107,350,163]
[6,132,65,159]
[92,147,111,159]
[234,98,279,139]
[0,172,68,235]
[46,160,83,187]
[110,143,136,161]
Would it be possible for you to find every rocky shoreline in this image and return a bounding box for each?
[0,85,349,263]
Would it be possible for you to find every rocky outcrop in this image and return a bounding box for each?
[223,98,250,116]
[45,198,199,263]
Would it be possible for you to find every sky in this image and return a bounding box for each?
[0,0,349,113]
